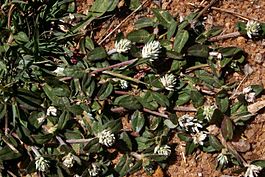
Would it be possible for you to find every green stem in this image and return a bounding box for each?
[102,70,148,86]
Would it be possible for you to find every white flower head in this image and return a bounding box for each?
[244,164,263,177]
[245,92,256,103]
[46,106,57,116]
[154,145,171,156]
[115,39,131,53]
[160,74,176,91]
[98,130,115,147]
[243,86,252,94]
[209,51,222,59]
[203,105,217,121]
[62,153,75,168]
[191,131,208,145]
[119,79,129,89]
[37,113,46,125]
[142,40,161,61]
[88,163,100,177]
[35,156,49,172]
[53,67,65,76]
[246,20,260,38]
[178,114,203,133]
[217,149,229,166]
[242,86,256,102]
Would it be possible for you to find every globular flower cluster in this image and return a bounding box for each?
[97,130,115,147]
[178,114,203,133]
[88,163,100,177]
[35,156,49,172]
[160,74,176,91]
[178,114,208,145]
[142,41,161,61]
[46,106,57,116]
[119,79,129,89]
[246,20,260,39]
[244,164,263,177]
[114,39,132,53]
[217,149,229,166]
[154,145,171,156]
[62,153,75,168]
[191,131,208,145]
[242,86,256,103]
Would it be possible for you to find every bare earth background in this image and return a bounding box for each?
[77,0,265,176]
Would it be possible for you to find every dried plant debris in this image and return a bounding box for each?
[0,0,264,176]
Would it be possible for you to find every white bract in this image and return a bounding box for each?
[142,41,161,61]
[244,164,262,177]
[203,105,216,121]
[160,74,176,91]
[154,145,171,156]
[62,153,75,168]
[191,131,207,145]
[46,106,57,116]
[242,86,256,102]
[35,156,49,172]
[217,149,229,166]
[88,163,100,177]
[246,20,260,38]
[178,114,203,133]
[53,67,65,76]
[119,79,129,89]
[98,130,115,147]
[209,51,222,59]
[115,39,131,53]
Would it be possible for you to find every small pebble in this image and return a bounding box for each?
[255,53,264,64]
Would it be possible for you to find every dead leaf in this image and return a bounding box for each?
[247,100,265,115]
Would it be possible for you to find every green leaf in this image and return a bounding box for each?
[64,67,85,78]
[114,95,142,110]
[14,32,29,43]
[173,30,189,53]
[89,0,118,17]
[164,119,177,129]
[31,133,54,145]
[190,90,204,107]
[98,82,113,100]
[151,8,175,28]
[88,47,107,61]
[120,132,132,151]
[216,90,229,113]
[177,133,192,142]
[115,154,132,176]
[131,110,145,133]
[175,89,191,106]
[57,111,70,130]
[251,85,264,96]
[135,17,156,29]
[129,0,141,10]
[0,146,21,161]
[252,160,265,168]
[187,44,209,58]
[221,117,234,141]
[83,138,101,153]
[127,29,152,43]
[209,135,223,151]
[102,119,122,133]
[151,92,169,107]
[219,47,242,57]
[167,21,177,39]
[186,141,197,155]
